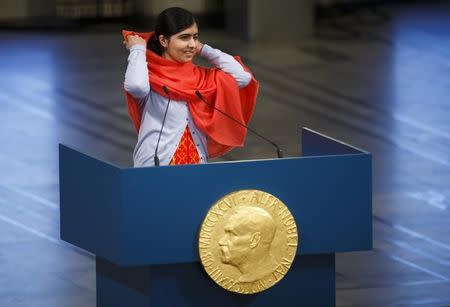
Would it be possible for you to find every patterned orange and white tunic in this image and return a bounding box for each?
[169,125,200,165]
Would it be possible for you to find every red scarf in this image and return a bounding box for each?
[122,30,259,158]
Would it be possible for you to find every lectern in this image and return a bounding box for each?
[59,128,372,306]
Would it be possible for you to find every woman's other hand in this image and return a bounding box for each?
[123,35,146,50]
[196,41,204,55]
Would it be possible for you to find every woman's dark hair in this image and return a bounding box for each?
[148,7,197,56]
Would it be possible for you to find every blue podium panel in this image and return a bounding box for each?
[60,129,372,266]
[120,154,371,265]
[301,127,368,156]
[59,146,123,260]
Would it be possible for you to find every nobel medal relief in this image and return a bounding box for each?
[198,190,299,294]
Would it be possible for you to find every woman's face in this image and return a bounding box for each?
[159,23,199,63]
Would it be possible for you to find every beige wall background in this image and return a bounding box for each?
[135,0,222,16]
[0,0,56,20]
[0,0,28,19]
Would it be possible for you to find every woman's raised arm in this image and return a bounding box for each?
[200,44,252,88]
[124,35,150,99]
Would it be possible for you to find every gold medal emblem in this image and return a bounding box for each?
[198,190,298,294]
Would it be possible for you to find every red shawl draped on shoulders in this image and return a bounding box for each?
[122,30,259,158]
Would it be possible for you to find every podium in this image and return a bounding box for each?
[59,128,372,307]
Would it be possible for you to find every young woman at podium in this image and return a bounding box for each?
[122,7,258,167]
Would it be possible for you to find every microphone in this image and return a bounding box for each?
[154,85,171,166]
[195,90,283,158]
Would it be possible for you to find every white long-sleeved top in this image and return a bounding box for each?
[124,44,252,167]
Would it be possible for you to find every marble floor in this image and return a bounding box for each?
[0,2,449,306]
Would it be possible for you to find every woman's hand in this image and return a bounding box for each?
[196,41,204,55]
[123,35,146,50]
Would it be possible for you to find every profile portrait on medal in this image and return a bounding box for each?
[218,206,278,283]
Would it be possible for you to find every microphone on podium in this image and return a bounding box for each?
[195,90,283,159]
